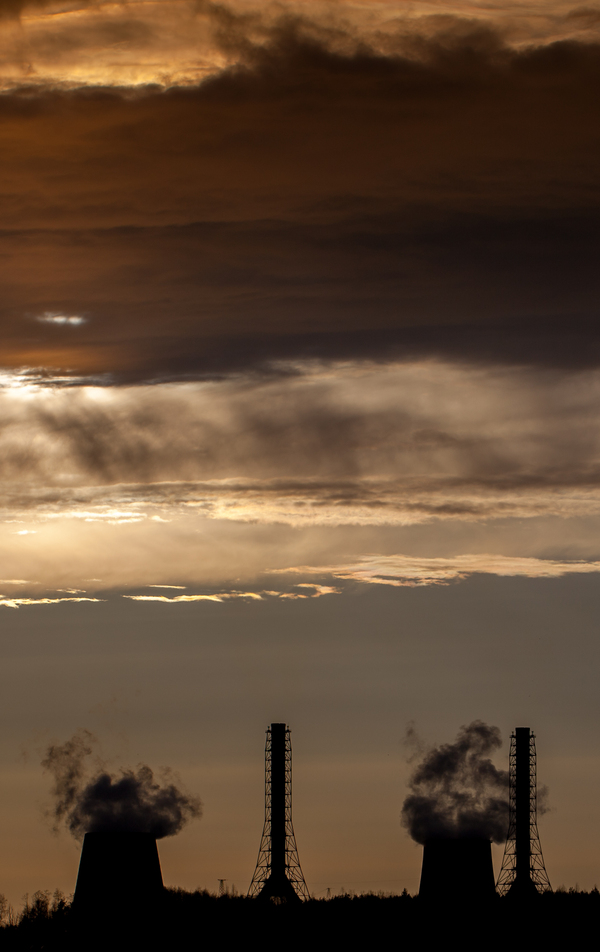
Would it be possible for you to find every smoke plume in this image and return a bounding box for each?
[401,721,509,844]
[42,731,202,840]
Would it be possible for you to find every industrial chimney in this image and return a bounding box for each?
[496,728,551,897]
[419,837,497,902]
[248,723,309,901]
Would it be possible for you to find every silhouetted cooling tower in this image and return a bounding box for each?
[73,832,165,915]
[419,837,496,902]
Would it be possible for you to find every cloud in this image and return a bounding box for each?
[0,4,598,594]
[5,357,600,590]
[122,584,339,603]
[35,312,86,325]
[0,595,101,607]
[2,1,598,86]
[0,0,72,18]
[281,553,600,587]
[146,584,187,590]
[4,510,600,596]
[123,591,262,603]
[0,11,599,379]
[6,355,600,599]
[2,361,600,518]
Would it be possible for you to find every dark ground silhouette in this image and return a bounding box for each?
[0,887,597,951]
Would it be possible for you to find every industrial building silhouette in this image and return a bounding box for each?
[66,720,552,920]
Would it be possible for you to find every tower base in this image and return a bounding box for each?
[256,872,302,903]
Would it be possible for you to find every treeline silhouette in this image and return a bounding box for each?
[0,887,598,950]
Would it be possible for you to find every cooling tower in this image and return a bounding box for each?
[419,837,496,902]
[73,832,165,915]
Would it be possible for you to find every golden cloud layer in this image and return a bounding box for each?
[281,553,600,586]
[4,547,600,606]
[0,1,598,88]
[1,360,600,495]
[0,360,599,592]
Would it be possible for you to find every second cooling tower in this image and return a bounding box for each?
[419,837,496,902]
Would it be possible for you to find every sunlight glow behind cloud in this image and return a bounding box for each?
[2,0,598,90]
[0,596,102,608]
[35,313,86,326]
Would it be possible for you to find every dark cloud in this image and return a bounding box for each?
[3,214,600,381]
[0,0,54,16]
[0,12,599,378]
[0,0,92,17]
[401,721,509,843]
[42,730,202,839]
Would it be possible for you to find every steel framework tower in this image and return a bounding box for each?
[248,723,310,901]
[496,728,551,896]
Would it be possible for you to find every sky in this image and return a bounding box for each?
[0,0,600,905]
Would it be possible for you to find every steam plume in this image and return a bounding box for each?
[401,721,508,844]
[42,731,201,840]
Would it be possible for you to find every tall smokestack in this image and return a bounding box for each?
[515,727,532,891]
[248,723,309,901]
[497,728,551,897]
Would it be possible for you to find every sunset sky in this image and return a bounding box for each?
[1,0,600,904]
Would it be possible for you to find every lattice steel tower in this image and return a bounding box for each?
[497,727,551,896]
[248,723,310,901]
